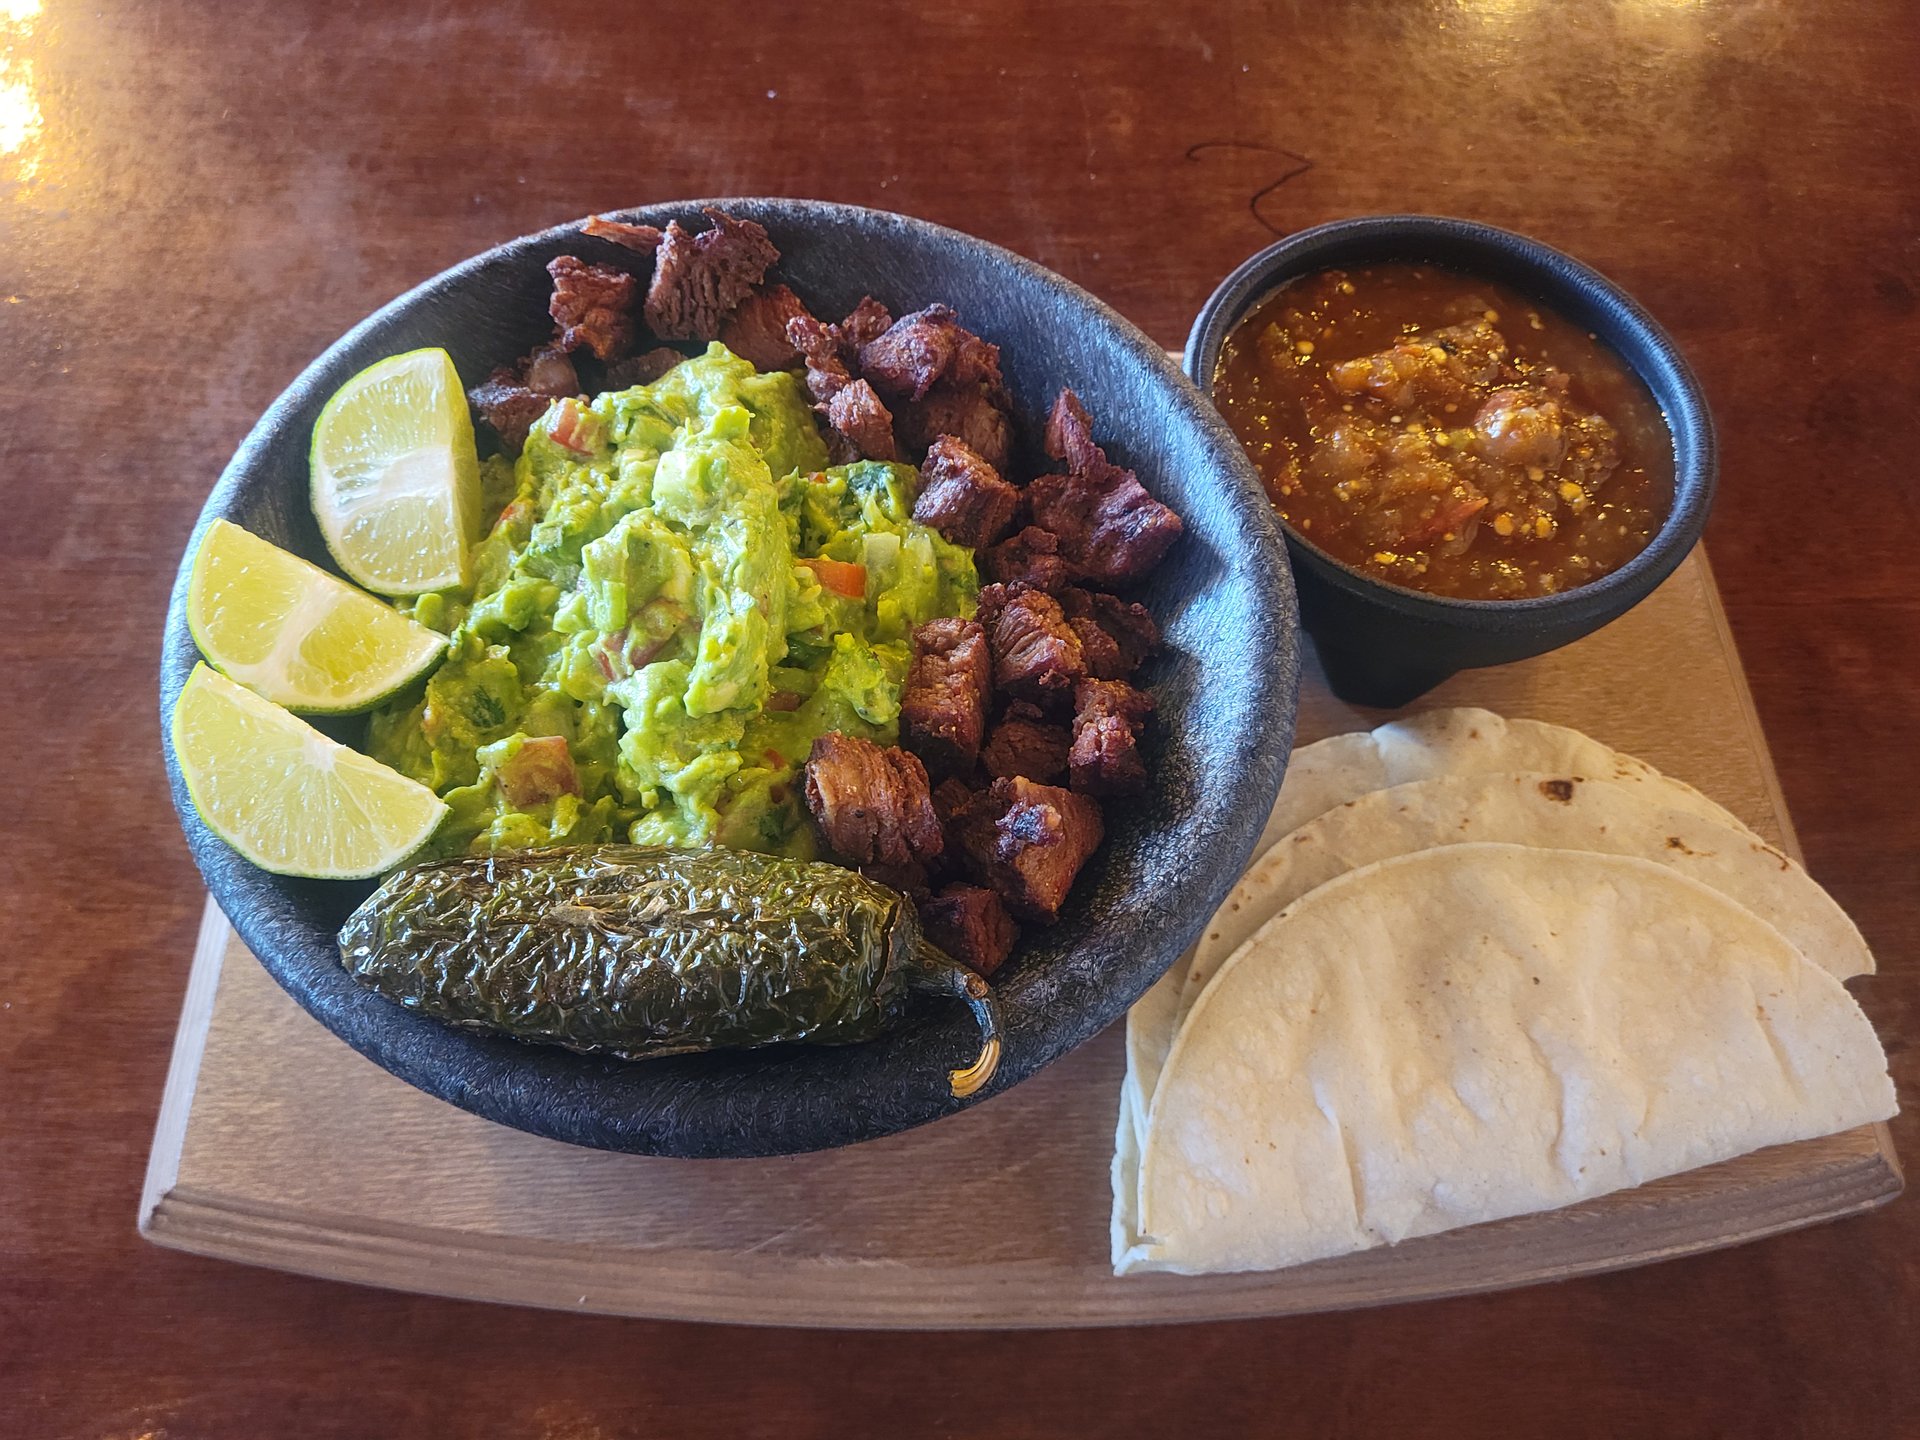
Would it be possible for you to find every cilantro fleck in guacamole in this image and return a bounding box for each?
[368,344,978,858]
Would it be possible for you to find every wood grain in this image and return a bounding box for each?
[5,0,1919,1435]
[138,551,1899,1327]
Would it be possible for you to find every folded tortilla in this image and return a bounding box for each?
[1117,845,1894,1277]
[1125,710,1752,1134]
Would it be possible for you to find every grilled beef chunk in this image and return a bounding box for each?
[911,435,1020,548]
[602,345,688,389]
[1069,678,1153,797]
[895,383,1014,473]
[823,379,898,462]
[953,776,1105,923]
[643,207,780,341]
[981,526,1073,593]
[931,776,978,823]
[860,860,932,901]
[1059,587,1159,679]
[547,256,637,361]
[788,312,853,402]
[900,618,991,778]
[1026,467,1183,588]
[582,215,665,253]
[718,283,810,371]
[858,304,1004,402]
[836,295,895,349]
[978,584,1085,706]
[1028,389,1184,586]
[468,342,583,453]
[921,883,1019,977]
[981,714,1071,784]
[803,733,943,868]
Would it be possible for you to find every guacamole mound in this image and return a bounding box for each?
[368,344,978,858]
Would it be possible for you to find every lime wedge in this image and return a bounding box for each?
[171,663,448,879]
[187,519,447,714]
[310,347,480,595]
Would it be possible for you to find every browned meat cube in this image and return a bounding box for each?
[896,382,1014,474]
[547,256,636,361]
[1060,587,1159,679]
[837,295,895,349]
[858,303,1003,401]
[601,346,688,390]
[981,715,1071,784]
[787,312,853,404]
[468,343,584,453]
[1026,467,1183,587]
[803,733,944,868]
[921,884,1019,978]
[952,776,1105,924]
[582,215,665,253]
[718,283,811,371]
[1069,678,1154,797]
[643,207,780,341]
[931,776,978,821]
[979,584,1085,706]
[911,435,1021,548]
[981,526,1073,593]
[860,860,932,901]
[1043,388,1108,477]
[823,379,898,462]
[522,342,580,398]
[900,618,991,778]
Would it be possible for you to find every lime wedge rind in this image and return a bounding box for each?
[186,519,447,715]
[171,663,447,880]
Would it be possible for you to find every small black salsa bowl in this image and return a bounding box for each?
[1185,215,1717,708]
[159,198,1299,1158]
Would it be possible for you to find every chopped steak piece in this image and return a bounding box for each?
[601,345,688,389]
[787,313,853,403]
[857,303,1003,401]
[582,215,665,253]
[895,383,1014,472]
[1069,678,1154,797]
[467,372,554,455]
[1043,388,1109,478]
[803,733,943,867]
[1059,587,1159,678]
[931,776,978,824]
[522,342,580,398]
[837,296,895,349]
[823,379,898,462]
[981,526,1073,593]
[547,256,637,361]
[900,618,991,778]
[1029,389,1184,585]
[718,283,810,371]
[979,584,1085,705]
[981,716,1071,784]
[911,435,1021,548]
[1026,467,1183,587]
[952,776,1105,924]
[921,883,1019,977]
[643,207,780,341]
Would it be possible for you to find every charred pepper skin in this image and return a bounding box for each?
[338,845,1002,1096]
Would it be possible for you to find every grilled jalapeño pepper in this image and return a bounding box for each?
[337,845,1002,1097]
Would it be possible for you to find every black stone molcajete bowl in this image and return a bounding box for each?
[159,199,1299,1158]
[1186,215,1717,708]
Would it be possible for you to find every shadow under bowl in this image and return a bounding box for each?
[159,198,1300,1158]
[1185,215,1717,708]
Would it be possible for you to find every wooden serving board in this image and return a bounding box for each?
[139,549,1902,1327]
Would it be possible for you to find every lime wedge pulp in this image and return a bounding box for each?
[187,519,446,714]
[171,663,448,879]
[309,347,480,595]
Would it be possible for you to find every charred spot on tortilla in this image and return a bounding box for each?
[1538,778,1576,803]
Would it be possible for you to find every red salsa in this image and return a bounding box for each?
[1212,263,1675,599]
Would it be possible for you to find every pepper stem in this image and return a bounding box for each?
[908,942,1004,1099]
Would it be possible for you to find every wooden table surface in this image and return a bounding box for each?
[4,1,1916,1435]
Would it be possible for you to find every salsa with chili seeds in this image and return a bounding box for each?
[1212,263,1675,599]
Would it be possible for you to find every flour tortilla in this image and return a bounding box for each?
[1125,710,1752,1127]
[1117,845,1894,1277]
